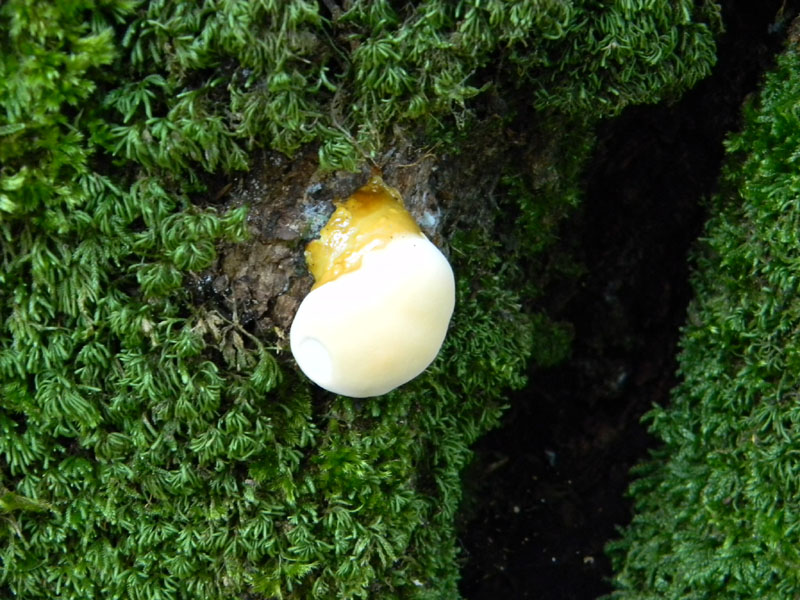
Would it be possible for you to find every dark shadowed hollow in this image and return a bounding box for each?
[457,1,800,598]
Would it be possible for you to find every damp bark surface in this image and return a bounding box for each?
[191,108,532,346]
[457,2,796,599]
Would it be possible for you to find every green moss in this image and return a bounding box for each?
[0,1,721,598]
[5,0,720,173]
[607,46,800,600]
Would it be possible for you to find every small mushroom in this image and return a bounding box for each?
[290,174,455,397]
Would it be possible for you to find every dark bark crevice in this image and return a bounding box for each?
[458,2,798,598]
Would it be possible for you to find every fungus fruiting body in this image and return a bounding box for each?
[290,174,455,397]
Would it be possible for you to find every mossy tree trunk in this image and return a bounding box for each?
[0,2,719,599]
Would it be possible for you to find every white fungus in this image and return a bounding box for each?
[290,175,455,397]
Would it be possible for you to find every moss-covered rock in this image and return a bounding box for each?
[607,38,800,600]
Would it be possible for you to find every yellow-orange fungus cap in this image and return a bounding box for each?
[305,175,422,289]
